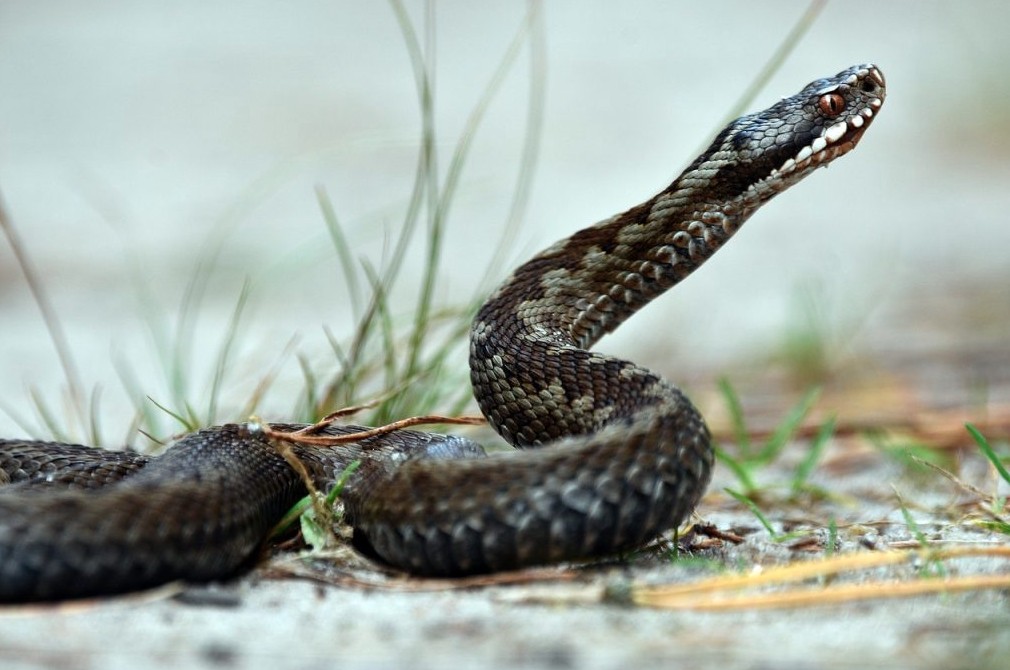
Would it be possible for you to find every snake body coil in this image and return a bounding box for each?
[0,64,885,601]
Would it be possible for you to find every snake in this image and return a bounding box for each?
[0,64,885,602]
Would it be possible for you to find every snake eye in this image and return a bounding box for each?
[818,93,845,117]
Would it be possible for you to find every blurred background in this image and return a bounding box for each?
[1,1,1008,442]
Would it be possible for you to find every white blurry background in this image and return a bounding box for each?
[1,2,1008,440]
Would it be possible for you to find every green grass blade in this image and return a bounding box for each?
[896,494,947,577]
[725,487,777,537]
[86,386,103,446]
[315,185,362,317]
[791,415,836,493]
[968,423,1010,485]
[0,400,41,440]
[756,386,821,464]
[715,447,758,495]
[395,0,441,385]
[270,496,313,541]
[27,387,69,443]
[478,3,546,295]
[717,377,752,458]
[324,459,361,506]
[113,353,164,443]
[826,517,838,556]
[145,395,194,432]
[0,193,87,437]
[295,353,319,421]
[206,280,251,425]
[714,0,827,129]
[298,460,363,551]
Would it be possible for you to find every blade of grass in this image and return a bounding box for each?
[714,447,759,495]
[478,1,547,295]
[718,377,752,458]
[86,385,104,447]
[725,487,777,537]
[27,387,70,443]
[389,0,439,386]
[756,386,821,464]
[205,280,252,424]
[315,185,362,317]
[791,415,835,493]
[0,190,87,437]
[113,353,164,445]
[894,486,947,577]
[235,335,298,421]
[397,0,539,384]
[968,422,1010,484]
[145,395,195,432]
[0,399,40,439]
[714,0,827,129]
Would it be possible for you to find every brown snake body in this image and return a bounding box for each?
[0,64,885,601]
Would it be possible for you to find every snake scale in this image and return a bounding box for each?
[0,64,885,601]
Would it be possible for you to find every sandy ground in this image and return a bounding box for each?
[2,579,1008,670]
[2,3,1010,669]
[3,436,1010,670]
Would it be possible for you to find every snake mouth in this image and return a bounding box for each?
[774,104,879,179]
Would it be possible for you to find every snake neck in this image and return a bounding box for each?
[477,185,750,353]
[474,64,885,352]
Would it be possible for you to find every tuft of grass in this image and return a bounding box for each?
[17,2,545,450]
[715,378,824,497]
[716,379,834,541]
[290,1,547,432]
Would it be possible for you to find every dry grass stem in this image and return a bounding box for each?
[263,413,486,447]
[633,545,1010,610]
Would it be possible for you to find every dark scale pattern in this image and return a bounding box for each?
[0,64,885,600]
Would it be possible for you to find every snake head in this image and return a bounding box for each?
[687,63,886,208]
[768,63,886,179]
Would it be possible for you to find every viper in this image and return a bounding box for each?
[0,63,885,601]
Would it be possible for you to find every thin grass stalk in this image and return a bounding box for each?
[315,2,432,415]
[714,0,828,131]
[391,0,441,385]
[206,280,252,424]
[756,386,821,464]
[0,190,87,436]
[315,185,362,317]
[478,0,547,294]
[402,1,540,390]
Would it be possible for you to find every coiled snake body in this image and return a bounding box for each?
[0,64,885,601]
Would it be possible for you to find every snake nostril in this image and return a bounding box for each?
[860,79,877,94]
